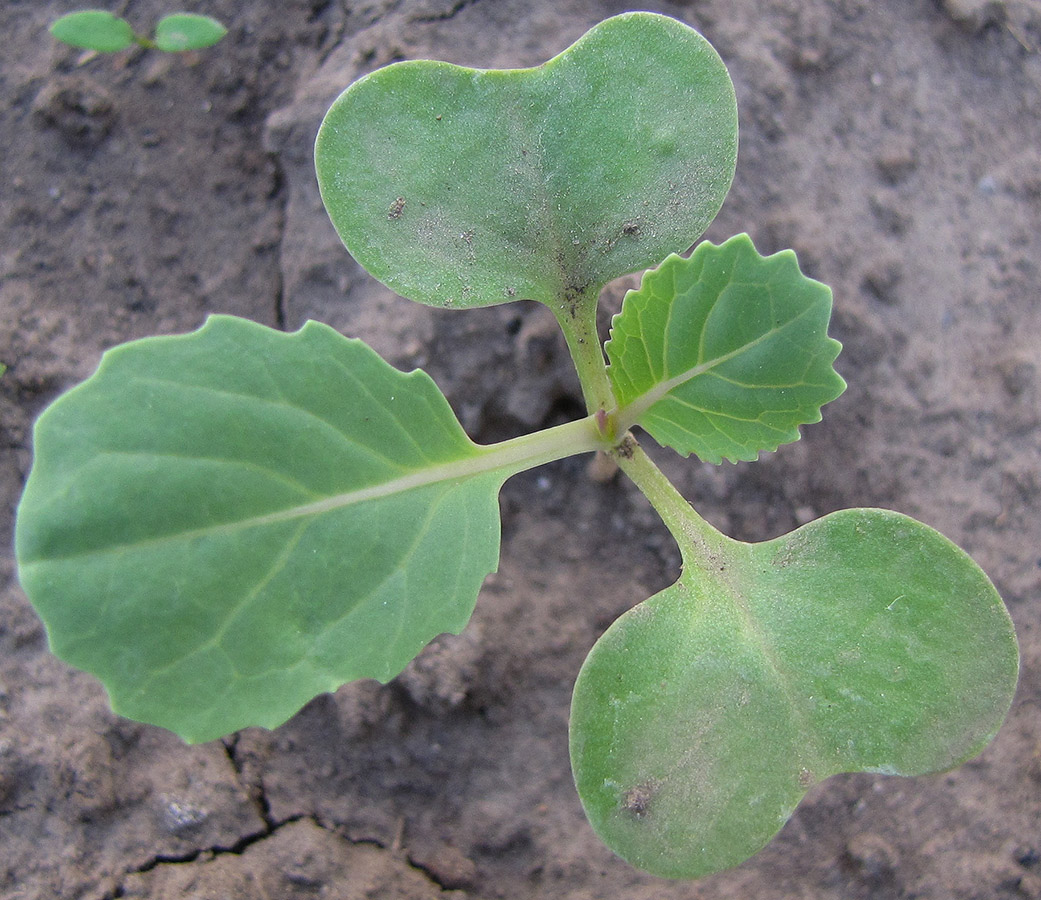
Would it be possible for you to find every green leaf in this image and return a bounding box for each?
[50,11,136,53]
[570,508,1019,879]
[315,12,737,310]
[15,316,509,743]
[607,234,846,463]
[154,14,227,52]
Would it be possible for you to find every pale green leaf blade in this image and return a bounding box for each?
[16,316,504,743]
[607,234,846,463]
[315,12,737,309]
[154,14,227,52]
[50,11,135,53]
[570,508,1018,879]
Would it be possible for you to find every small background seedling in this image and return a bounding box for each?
[50,9,226,54]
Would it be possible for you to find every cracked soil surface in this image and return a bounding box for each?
[2,1,1041,898]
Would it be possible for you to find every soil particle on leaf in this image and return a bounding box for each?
[621,778,662,819]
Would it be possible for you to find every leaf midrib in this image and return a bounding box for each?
[20,414,603,565]
[695,557,830,779]
[615,306,815,430]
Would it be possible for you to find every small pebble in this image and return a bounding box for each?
[161,798,209,834]
[942,0,1007,32]
[846,832,899,881]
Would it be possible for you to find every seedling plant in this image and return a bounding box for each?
[50,9,226,54]
[16,13,1018,880]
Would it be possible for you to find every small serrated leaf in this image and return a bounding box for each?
[316,12,737,310]
[50,11,136,53]
[154,14,227,52]
[607,234,846,463]
[15,316,507,743]
[570,508,1018,879]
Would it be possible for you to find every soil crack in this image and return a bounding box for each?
[101,807,457,898]
[99,812,317,899]
[267,156,289,331]
[221,734,276,828]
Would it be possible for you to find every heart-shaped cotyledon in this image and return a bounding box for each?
[570,507,1018,879]
[315,12,738,311]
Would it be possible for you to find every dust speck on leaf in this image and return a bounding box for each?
[621,779,661,818]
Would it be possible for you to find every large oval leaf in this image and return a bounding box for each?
[16,316,507,743]
[50,11,136,53]
[315,12,737,309]
[570,508,1018,879]
[154,14,227,52]
[607,234,846,463]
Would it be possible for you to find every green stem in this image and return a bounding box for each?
[610,435,731,570]
[550,290,616,419]
[476,412,607,475]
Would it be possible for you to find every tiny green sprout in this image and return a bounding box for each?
[152,14,227,52]
[50,10,226,54]
[16,13,1018,882]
